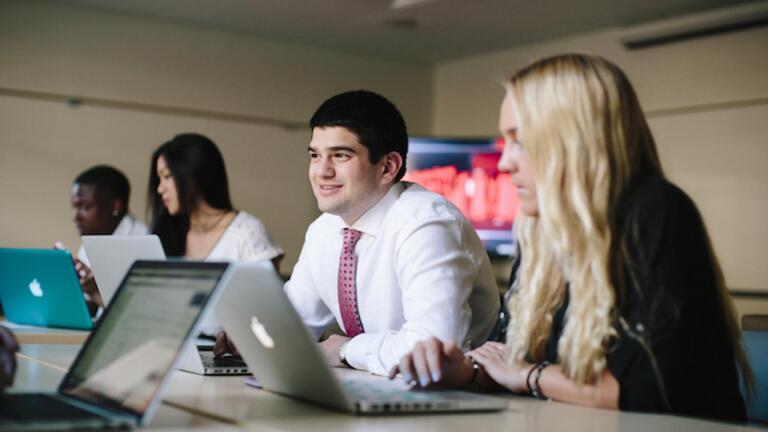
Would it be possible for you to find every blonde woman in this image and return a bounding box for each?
[390,54,750,422]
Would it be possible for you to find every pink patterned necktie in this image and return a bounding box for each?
[338,228,364,337]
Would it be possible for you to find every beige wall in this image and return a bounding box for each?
[0,0,433,272]
[2,0,767,309]
[432,25,768,299]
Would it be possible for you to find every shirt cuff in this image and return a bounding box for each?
[343,333,385,375]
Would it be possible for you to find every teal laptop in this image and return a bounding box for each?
[0,260,231,430]
[0,248,93,330]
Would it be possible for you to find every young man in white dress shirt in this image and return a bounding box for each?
[217,90,499,377]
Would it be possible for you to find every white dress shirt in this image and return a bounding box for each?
[205,211,283,263]
[77,213,149,266]
[285,182,500,375]
[198,210,283,335]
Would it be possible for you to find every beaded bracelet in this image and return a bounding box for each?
[525,364,538,394]
[469,358,481,386]
[531,361,550,400]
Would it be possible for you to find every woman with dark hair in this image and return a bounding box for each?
[148,133,283,266]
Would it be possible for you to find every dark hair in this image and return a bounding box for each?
[309,90,408,181]
[148,133,233,256]
[74,165,131,210]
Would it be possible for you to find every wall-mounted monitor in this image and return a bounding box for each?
[404,137,518,257]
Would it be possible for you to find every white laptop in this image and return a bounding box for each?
[82,234,248,376]
[81,235,165,306]
[215,261,509,414]
[0,260,230,430]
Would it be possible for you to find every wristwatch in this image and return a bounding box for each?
[339,340,351,367]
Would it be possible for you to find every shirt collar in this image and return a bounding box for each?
[342,182,404,237]
[112,214,134,235]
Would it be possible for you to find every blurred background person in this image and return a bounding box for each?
[148,133,283,335]
[0,325,19,394]
[58,165,147,314]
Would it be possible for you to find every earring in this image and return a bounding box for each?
[112,209,119,217]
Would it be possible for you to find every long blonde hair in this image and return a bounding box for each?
[505,53,751,388]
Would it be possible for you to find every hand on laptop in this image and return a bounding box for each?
[53,241,103,314]
[0,325,19,393]
[214,331,241,358]
[388,337,474,389]
[466,342,532,393]
[319,334,350,368]
[75,259,101,301]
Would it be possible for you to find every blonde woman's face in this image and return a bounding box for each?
[498,93,539,217]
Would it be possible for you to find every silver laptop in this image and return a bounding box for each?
[81,235,165,306]
[0,260,230,430]
[215,261,508,414]
[82,235,247,376]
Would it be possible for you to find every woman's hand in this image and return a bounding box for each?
[388,337,473,389]
[467,342,532,393]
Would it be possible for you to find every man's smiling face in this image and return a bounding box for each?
[308,126,390,226]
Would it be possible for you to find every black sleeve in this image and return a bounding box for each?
[605,180,711,413]
[486,242,521,343]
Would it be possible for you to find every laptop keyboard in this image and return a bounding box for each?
[0,393,105,421]
[340,378,506,413]
[342,378,476,402]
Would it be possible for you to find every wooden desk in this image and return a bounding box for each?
[2,320,89,344]
[10,346,240,432]
[164,369,763,432]
[15,344,761,432]
[18,343,80,371]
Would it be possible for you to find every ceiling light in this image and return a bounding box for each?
[390,0,440,11]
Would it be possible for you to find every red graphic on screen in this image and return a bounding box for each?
[404,153,520,229]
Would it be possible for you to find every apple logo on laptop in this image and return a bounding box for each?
[250,316,274,349]
[28,278,44,297]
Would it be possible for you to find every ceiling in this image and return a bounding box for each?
[48,0,760,64]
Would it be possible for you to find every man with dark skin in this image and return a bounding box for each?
[57,166,147,314]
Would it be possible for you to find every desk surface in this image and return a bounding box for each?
[2,320,89,344]
[12,343,762,432]
[11,347,241,432]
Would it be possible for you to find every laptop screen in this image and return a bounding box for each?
[58,261,228,417]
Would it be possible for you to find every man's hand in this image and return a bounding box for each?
[75,258,103,312]
[0,326,19,393]
[319,334,350,368]
[53,242,103,313]
[214,331,240,358]
[73,258,97,295]
[388,337,473,389]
